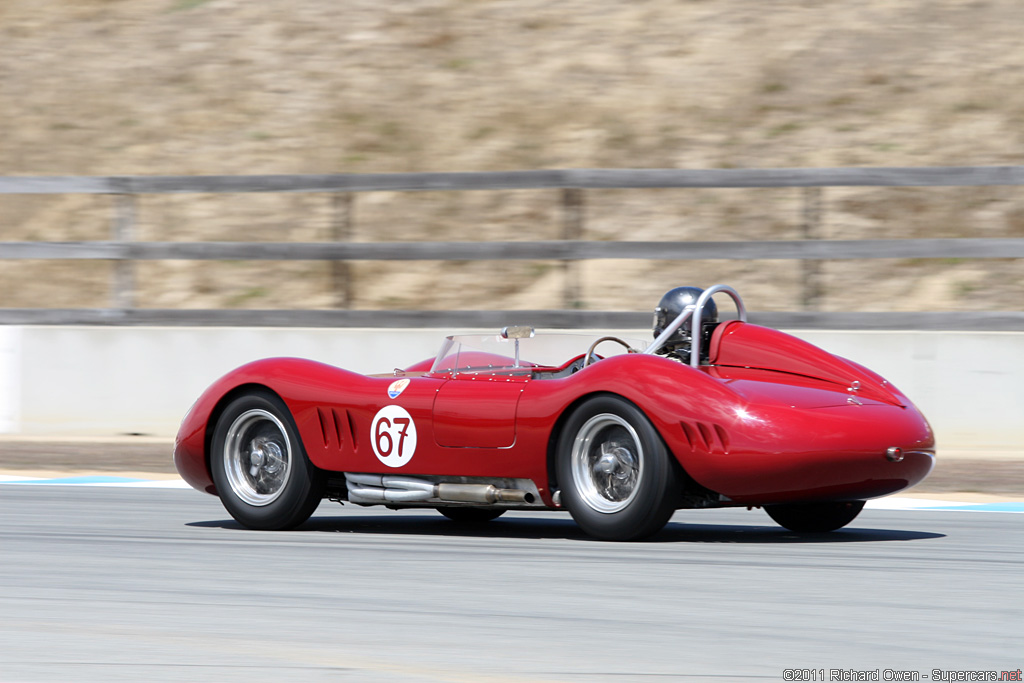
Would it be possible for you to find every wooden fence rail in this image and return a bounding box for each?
[3,238,1024,262]
[2,166,1023,330]
[4,166,1024,194]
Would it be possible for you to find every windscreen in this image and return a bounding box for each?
[430,333,647,375]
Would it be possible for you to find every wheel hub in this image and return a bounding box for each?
[223,409,293,507]
[571,413,643,514]
[594,443,637,481]
[249,437,284,477]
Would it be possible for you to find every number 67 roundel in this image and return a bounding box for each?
[370,405,418,467]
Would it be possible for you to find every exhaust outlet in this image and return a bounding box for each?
[437,483,535,504]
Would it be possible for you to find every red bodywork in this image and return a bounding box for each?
[174,322,934,507]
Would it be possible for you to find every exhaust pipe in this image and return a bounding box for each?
[346,486,433,503]
[344,473,535,505]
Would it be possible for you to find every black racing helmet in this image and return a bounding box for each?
[652,286,718,349]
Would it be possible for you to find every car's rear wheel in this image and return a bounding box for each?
[437,507,506,524]
[556,395,677,541]
[211,391,325,530]
[764,500,865,532]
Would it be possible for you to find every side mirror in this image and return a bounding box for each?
[501,325,535,340]
[500,326,535,368]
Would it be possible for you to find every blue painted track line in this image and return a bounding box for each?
[917,501,1024,513]
[866,497,1024,514]
[0,474,190,489]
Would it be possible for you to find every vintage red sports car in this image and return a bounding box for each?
[174,285,935,540]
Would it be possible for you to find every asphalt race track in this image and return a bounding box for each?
[1,485,1021,682]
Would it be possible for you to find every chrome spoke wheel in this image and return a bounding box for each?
[223,408,293,506]
[570,413,643,514]
[557,395,677,541]
[211,392,325,530]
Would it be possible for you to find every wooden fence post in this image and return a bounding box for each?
[111,192,136,309]
[562,188,583,308]
[801,186,823,311]
[332,192,354,308]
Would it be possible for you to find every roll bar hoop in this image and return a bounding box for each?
[642,284,747,367]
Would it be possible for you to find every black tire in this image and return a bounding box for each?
[556,395,677,541]
[437,507,506,524]
[765,500,866,532]
[210,391,325,530]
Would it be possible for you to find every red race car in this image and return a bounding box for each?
[174,285,935,540]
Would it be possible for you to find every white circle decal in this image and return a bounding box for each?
[370,405,418,468]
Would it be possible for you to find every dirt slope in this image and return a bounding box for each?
[1,0,1022,313]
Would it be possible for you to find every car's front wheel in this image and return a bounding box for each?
[556,395,677,541]
[211,391,325,530]
[764,500,865,532]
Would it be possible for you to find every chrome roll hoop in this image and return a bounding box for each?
[642,284,747,367]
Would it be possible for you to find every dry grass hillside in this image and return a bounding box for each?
[1,0,1023,315]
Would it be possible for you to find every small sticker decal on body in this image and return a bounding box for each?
[370,405,417,468]
[387,378,411,399]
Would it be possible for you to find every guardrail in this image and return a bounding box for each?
[3,166,1024,330]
